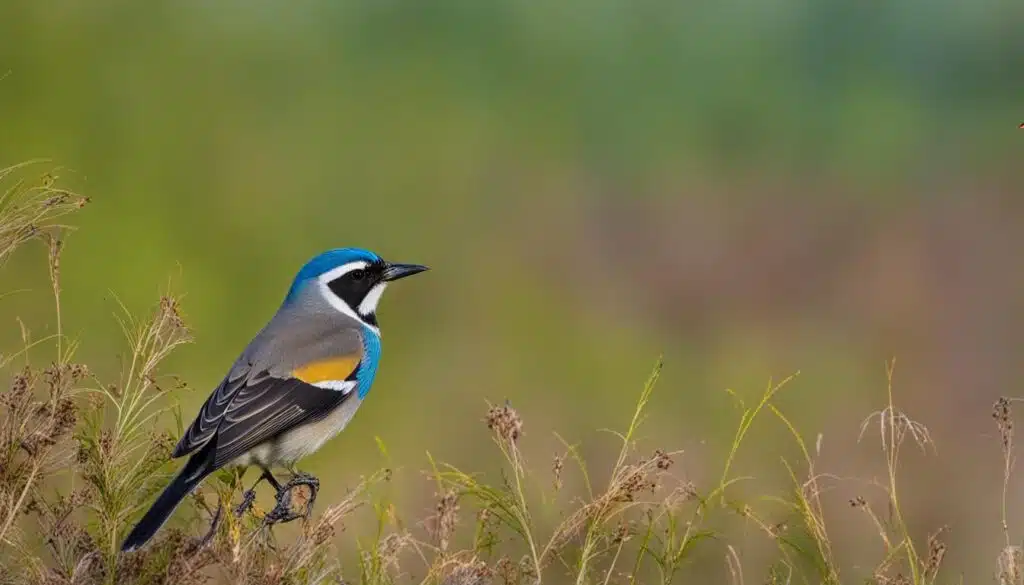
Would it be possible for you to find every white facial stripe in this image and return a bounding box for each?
[317,261,369,284]
[315,260,382,337]
[312,380,357,394]
[317,280,381,336]
[358,283,387,316]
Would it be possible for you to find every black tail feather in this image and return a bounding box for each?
[121,444,213,552]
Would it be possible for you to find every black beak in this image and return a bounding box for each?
[382,262,429,282]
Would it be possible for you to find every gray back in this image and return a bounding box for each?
[241,283,367,379]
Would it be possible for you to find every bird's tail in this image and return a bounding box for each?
[120,443,213,552]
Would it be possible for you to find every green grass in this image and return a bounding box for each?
[1,160,1019,585]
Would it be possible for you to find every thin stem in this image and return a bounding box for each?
[507,444,542,581]
[0,462,42,546]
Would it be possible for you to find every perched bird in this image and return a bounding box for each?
[121,248,428,552]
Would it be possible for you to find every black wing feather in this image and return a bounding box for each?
[209,376,349,468]
[172,366,351,465]
[172,368,249,458]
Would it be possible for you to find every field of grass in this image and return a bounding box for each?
[3,161,1022,585]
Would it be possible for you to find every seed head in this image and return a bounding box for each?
[552,454,564,491]
[995,397,1014,454]
[442,560,491,585]
[426,489,460,552]
[653,448,673,470]
[42,193,70,207]
[923,526,947,580]
[159,295,188,331]
[9,366,33,402]
[313,522,335,546]
[485,401,522,446]
[998,545,1022,585]
[611,520,633,544]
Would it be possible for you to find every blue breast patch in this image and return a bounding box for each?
[356,326,381,399]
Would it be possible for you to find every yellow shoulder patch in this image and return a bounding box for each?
[293,355,361,384]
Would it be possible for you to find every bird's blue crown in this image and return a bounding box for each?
[286,248,382,301]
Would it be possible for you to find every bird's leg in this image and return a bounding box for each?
[263,469,320,526]
[235,468,282,518]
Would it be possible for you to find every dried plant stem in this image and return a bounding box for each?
[882,360,920,583]
[719,373,799,506]
[601,537,627,585]
[572,358,663,585]
[0,461,41,545]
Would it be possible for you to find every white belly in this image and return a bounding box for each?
[230,395,362,468]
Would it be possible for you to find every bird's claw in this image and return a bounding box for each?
[263,472,320,526]
[234,488,258,518]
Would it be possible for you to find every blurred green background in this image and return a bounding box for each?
[2,0,1022,581]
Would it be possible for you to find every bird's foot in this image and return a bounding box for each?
[234,488,258,518]
[263,472,320,526]
[234,468,281,519]
[289,471,320,515]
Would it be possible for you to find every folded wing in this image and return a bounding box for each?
[208,372,355,467]
[171,365,250,458]
[172,299,367,460]
[173,355,363,460]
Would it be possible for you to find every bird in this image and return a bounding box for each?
[120,247,428,552]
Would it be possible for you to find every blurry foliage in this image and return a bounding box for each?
[1,2,1022,582]
[0,184,958,583]
[0,166,1021,584]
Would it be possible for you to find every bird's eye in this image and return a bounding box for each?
[349,269,366,281]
